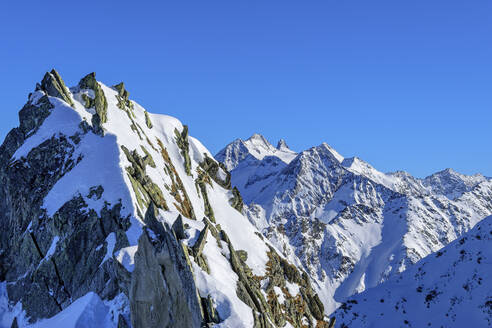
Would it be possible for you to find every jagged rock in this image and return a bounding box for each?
[117,314,130,328]
[195,170,215,223]
[121,145,168,211]
[10,317,18,328]
[81,93,94,109]
[40,69,74,107]
[140,146,156,168]
[230,186,244,213]
[199,154,231,190]
[113,82,129,100]
[220,230,272,325]
[236,250,248,262]
[88,185,104,200]
[18,95,54,138]
[79,72,108,134]
[192,223,210,273]
[192,223,209,256]
[145,111,153,129]
[174,126,192,175]
[201,295,220,324]
[172,214,187,240]
[113,82,134,112]
[157,139,196,219]
[130,205,203,328]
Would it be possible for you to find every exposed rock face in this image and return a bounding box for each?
[199,154,231,190]
[130,205,203,328]
[79,72,108,135]
[39,69,74,107]
[174,126,192,176]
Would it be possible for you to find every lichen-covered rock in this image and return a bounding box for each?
[145,111,153,129]
[201,295,220,324]
[121,145,168,212]
[195,169,216,223]
[130,204,203,328]
[230,186,244,213]
[174,126,192,176]
[157,139,196,219]
[79,72,108,134]
[40,69,74,107]
[199,154,231,190]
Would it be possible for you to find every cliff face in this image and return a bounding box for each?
[0,70,334,328]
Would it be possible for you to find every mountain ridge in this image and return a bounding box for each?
[0,70,335,328]
[216,134,492,314]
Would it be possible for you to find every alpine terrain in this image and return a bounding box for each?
[334,214,492,327]
[216,135,492,318]
[0,70,335,328]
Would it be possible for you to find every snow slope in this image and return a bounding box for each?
[334,215,492,327]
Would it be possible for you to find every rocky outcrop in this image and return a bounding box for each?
[145,111,153,129]
[156,138,196,219]
[130,204,203,328]
[38,69,74,107]
[199,154,231,190]
[79,72,108,135]
[220,230,335,327]
[174,126,192,176]
[230,186,244,213]
[121,145,169,215]
[195,168,216,223]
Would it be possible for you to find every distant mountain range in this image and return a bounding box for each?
[216,134,492,317]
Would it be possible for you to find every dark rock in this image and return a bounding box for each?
[130,206,203,328]
[172,215,187,240]
[174,126,192,176]
[199,154,231,190]
[79,72,108,134]
[10,317,18,328]
[230,187,244,213]
[40,69,74,107]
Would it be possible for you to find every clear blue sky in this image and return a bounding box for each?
[1,1,491,177]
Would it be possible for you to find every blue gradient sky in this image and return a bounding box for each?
[1,1,491,177]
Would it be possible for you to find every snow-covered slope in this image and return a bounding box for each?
[423,168,489,200]
[333,214,492,327]
[0,71,334,328]
[216,137,492,314]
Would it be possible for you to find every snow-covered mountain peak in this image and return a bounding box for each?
[276,138,290,151]
[215,133,297,171]
[423,167,488,200]
[246,133,270,145]
[217,131,492,317]
[0,70,335,328]
[318,142,344,163]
